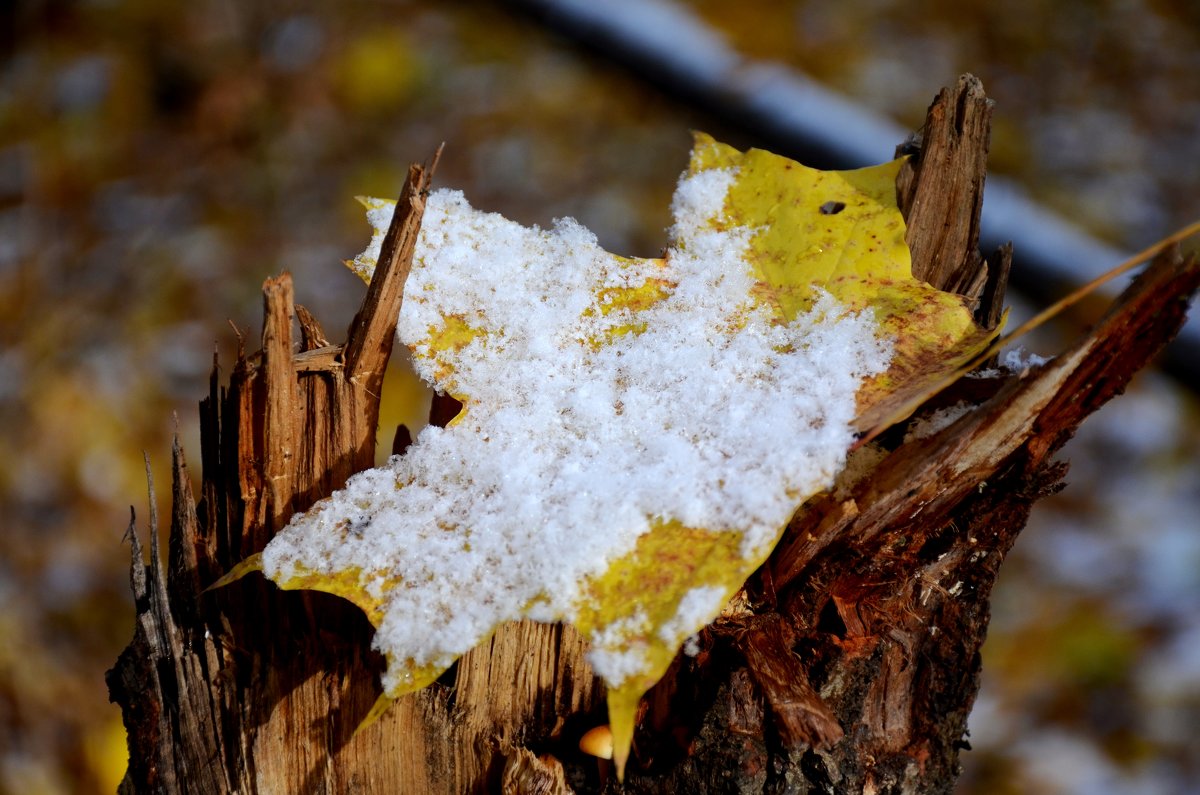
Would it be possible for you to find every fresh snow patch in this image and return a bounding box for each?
[658,586,727,646]
[1001,346,1051,373]
[262,164,892,692]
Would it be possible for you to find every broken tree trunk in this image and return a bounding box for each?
[108,75,1199,794]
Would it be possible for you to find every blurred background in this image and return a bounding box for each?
[1,1,1197,792]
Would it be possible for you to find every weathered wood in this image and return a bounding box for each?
[109,77,1199,795]
[108,152,606,794]
[740,614,843,751]
[110,451,233,795]
[109,159,446,793]
[897,76,992,297]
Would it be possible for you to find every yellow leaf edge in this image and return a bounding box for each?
[858,217,1200,442]
[203,552,264,592]
[684,133,1002,434]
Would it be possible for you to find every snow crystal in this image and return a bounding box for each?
[1000,346,1051,374]
[587,609,653,685]
[658,586,727,646]
[262,164,893,694]
[903,402,974,443]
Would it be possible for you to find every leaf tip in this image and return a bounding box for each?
[606,683,644,781]
[343,257,375,284]
[203,552,265,593]
[353,693,397,738]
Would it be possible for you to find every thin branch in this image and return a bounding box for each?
[343,151,439,381]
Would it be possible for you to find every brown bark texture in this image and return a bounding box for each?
[108,75,1199,794]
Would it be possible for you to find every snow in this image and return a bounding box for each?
[262,160,892,693]
[587,609,652,685]
[903,402,974,443]
[658,586,727,646]
[1000,346,1051,374]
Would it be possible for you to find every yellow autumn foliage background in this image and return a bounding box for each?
[3,2,1200,793]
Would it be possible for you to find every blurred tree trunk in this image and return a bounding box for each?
[107,76,1198,794]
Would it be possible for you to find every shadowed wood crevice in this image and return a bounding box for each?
[109,77,1199,794]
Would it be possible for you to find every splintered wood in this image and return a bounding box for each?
[109,77,1198,794]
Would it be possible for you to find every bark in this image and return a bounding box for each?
[108,77,1199,794]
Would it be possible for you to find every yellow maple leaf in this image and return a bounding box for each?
[215,134,998,777]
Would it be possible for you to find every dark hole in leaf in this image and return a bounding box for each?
[392,424,413,456]
[819,201,846,215]
[429,391,464,427]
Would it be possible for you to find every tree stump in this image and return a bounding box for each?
[108,75,1199,794]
